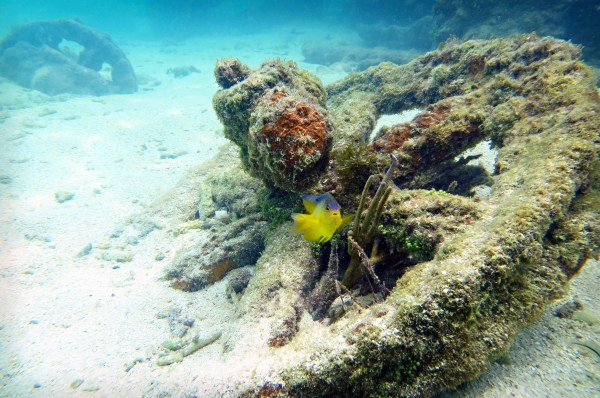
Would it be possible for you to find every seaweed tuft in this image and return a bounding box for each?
[333,141,382,195]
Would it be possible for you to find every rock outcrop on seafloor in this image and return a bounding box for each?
[213,58,331,192]
[0,19,137,95]
[205,35,599,397]
[290,35,597,397]
[142,34,600,397]
[162,149,269,292]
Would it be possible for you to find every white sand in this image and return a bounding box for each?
[0,28,598,397]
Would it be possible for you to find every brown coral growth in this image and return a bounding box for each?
[372,123,412,153]
[372,104,451,154]
[413,104,449,128]
[208,258,236,283]
[268,314,299,348]
[257,382,286,398]
[261,102,329,171]
[270,90,287,102]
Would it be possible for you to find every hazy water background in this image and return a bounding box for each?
[0,0,433,41]
[0,1,598,397]
[1,0,598,67]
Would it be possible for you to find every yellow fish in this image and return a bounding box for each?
[292,193,353,243]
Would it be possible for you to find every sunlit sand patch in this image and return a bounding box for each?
[0,244,45,271]
[21,193,57,212]
[167,108,183,117]
[43,130,74,140]
[117,120,136,129]
[146,163,179,170]
[63,165,98,186]
[82,134,104,151]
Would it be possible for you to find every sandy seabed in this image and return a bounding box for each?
[0,29,598,398]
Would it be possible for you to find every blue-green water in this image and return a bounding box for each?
[0,1,598,397]
[0,0,433,41]
[1,0,598,65]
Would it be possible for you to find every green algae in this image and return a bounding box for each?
[333,141,381,194]
[181,331,222,357]
[234,35,599,397]
[149,34,600,397]
[156,331,222,366]
[172,219,203,236]
[342,156,396,288]
[573,309,600,326]
[213,59,330,192]
[54,191,74,203]
[378,189,480,264]
[124,357,144,372]
[162,339,182,351]
[258,188,300,232]
[156,352,183,366]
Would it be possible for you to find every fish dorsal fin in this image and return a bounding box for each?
[302,195,319,213]
[303,193,334,214]
[311,197,328,217]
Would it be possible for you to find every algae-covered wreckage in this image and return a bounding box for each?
[162,35,598,397]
